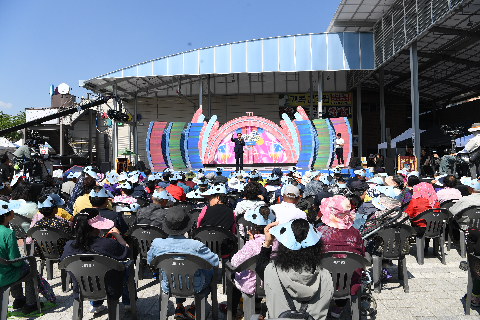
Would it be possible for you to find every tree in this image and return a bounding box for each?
[0,111,26,142]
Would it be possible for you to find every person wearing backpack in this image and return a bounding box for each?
[256,219,333,319]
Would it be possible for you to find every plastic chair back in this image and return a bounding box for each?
[456,206,480,229]
[9,213,31,239]
[440,199,457,212]
[189,208,203,226]
[27,226,74,259]
[400,201,410,212]
[192,226,238,257]
[129,224,168,258]
[121,213,137,227]
[414,208,449,238]
[235,214,256,241]
[59,254,127,301]
[320,251,370,299]
[230,256,264,296]
[376,225,415,259]
[149,253,216,297]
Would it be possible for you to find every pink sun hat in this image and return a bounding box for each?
[88,214,114,230]
[320,195,356,230]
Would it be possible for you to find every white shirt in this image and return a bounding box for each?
[463,132,480,153]
[335,138,345,149]
[271,202,307,225]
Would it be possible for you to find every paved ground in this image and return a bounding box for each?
[7,240,480,320]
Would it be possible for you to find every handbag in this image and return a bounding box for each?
[276,267,315,320]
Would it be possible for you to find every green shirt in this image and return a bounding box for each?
[0,224,24,287]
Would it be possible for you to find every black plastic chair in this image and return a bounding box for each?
[121,213,137,227]
[0,256,42,320]
[440,199,458,251]
[465,253,480,315]
[225,256,264,320]
[26,226,74,292]
[59,254,137,320]
[453,206,480,258]
[235,214,256,250]
[320,251,371,320]
[412,208,449,265]
[128,224,168,287]
[8,213,31,254]
[372,224,416,293]
[191,226,238,293]
[149,253,218,320]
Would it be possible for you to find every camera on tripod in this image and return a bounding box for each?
[441,125,464,137]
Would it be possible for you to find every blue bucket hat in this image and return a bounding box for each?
[148,175,157,181]
[106,171,119,184]
[119,203,141,212]
[152,189,175,201]
[8,199,26,212]
[266,174,279,182]
[407,171,420,178]
[319,174,333,185]
[0,200,14,216]
[119,182,133,190]
[89,188,114,198]
[270,220,322,250]
[245,206,275,226]
[84,166,97,179]
[169,173,182,181]
[201,185,227,196]
[186,189,204,199]
[368,177,384,185]
[354,169,366,177]
[248,171,261,179]
[216,167,224,173]
[376,186,397,199]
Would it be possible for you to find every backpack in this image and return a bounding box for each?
[276,267,315,320]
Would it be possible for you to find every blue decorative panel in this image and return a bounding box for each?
[184,51,199,74]
[295,35,311,71]
[311,34,328,71]
[199,48,215,74]
[138,63,151,77]
[247,40,262,72]
[279,37,295,71]
[344,33,360,70]
[263,38,278,72]
[152,58,168,76]
[361,33,375,69]
[187,123,204,169]
[215,45,230,74]
[168,54,183,75]
[328,33,344,70]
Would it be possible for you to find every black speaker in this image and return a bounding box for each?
[101,162,111,173]
[349,157,361,169]
[384,157,395,176]
[136,161,146,171]
[104,134,110,163]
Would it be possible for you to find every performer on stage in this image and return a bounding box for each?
[329,133,345,167]
[231,132,245,171]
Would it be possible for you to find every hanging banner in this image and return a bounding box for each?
[279,93,352,119]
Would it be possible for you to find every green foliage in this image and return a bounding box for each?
[0,111,25,142]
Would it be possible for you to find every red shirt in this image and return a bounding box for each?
[166,184,186,202]
[184,180,196,189]
[405,198,440,227]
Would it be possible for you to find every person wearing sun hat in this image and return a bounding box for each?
[450,177,480,232]
[89,186,129,235]
[136,188,173,228]
[214,167,228,184]
[65,166,99,214]
[434,174,462,204]
[61,208,134,314]
[198,184,236,234]
[72,176,99,216]
[317,195,364,318]
[0,201,51,314]
[303,171,323,198]
[220,206,278,318]
[147,206,219,319]
[62,171,79,195]
[165,172,186,202]
[184,171,197,189]
[255,219,333,319]
[113,181,138,205]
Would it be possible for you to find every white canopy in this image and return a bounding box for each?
[0,138,18,148]
[456,134,474,148]
[378,128,425,149]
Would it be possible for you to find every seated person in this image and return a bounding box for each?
[0,201,51,314]
[435,175,462,204]
[198,185,236,234]
[405,182,440,254]
[450,178,480,230]
[255,219,334,319]
[317,196,365,318]
[165,173,186,202]
[136,188,170,227]
[72,176,98,215]
[234,182,266,217]
[270,185,307,225]
[213,167,228,185]
[89,186,129,235]
[113,182,138,205]
[224,206,277,318]
[147,207,219,319]
[61,208,134,313]
[398,175,420,205]
[31,195,73,257]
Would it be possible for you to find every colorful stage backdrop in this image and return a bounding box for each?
[146,107,352,171]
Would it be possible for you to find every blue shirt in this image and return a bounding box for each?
[146,235,219,293]
[177,182,192,194]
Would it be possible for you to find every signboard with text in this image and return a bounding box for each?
[279,93,352,119]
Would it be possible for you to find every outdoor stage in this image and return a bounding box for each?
[146,106,353,172]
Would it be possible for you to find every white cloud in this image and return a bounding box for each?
[0,101,12,109]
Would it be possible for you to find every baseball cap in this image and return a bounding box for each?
[283,185,300,197]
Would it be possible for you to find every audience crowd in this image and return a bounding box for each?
[1,162,479,319]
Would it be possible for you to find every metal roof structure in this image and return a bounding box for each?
[327,0,396,33]
[344,0,480,109]
[82,32,374,100]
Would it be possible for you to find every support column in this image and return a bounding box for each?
[134,94,138,166]
[199,76,203,109]
[357,83,363,158]
[208,75,211,119]
[379,68,386,156]
[59,119,64,156]
[113,85,118,171]
[318,71,323,119]
[88,109,93,164]
[95,111,100,166]
[309,71,314,119]
[410,41,421,162]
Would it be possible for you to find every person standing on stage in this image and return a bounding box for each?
[231,132,246,171]
[330,133,345,167]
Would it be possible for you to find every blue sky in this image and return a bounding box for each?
[0,0,339,115]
